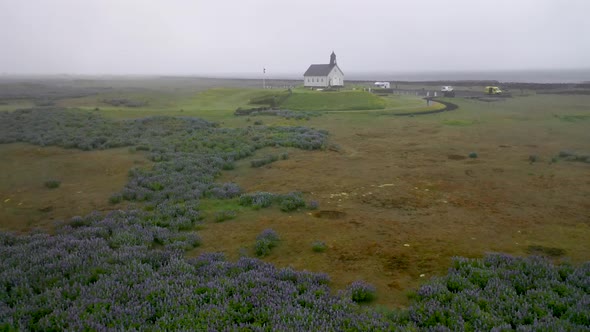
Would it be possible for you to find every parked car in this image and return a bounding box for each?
[441,86,455,97]
[485,86,502,95]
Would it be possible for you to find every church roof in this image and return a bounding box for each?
[303,64,336,76]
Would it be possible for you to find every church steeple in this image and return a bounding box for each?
[330,51,336,66]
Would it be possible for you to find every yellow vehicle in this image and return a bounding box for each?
[485,86,502,95]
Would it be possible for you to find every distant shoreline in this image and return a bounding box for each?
[1,69,589,84]
[169,68,590,84]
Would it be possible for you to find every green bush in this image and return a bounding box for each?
[311,241,327,253]
[347,281,377,303]
[255,238,274,257]
[109,193,123,204]
[254,229,280,257]
[44,179,61,189]
[278,193,306,212]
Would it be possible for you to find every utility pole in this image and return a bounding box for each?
[263,67,266,89]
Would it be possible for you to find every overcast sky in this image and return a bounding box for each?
[1,0,589,76]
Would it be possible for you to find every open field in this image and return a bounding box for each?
[1,77,589,329]
[201,94,590,306]
[0,143,151,232]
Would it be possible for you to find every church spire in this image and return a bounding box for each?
[330,51,336,66]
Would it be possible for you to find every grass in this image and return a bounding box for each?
[281,90,387,111]
[199,198,245,222]
[54,85,438,123]
[4,78,590,310]
[555,114,590,122]
[442,119,475,126]
[0,143,150,232]
[178,88,272,111]
[58,87,273,124]
[214,210,237,222]
[0,99,35,112]
[208,91,590,307]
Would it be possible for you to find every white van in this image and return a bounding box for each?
[374,82,391,89]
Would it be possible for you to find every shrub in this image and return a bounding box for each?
[44,179,61,189]
[208,182,241,199]
[278,193,306,212]
[559,150,575,158]
[250,154,279,168]
[407,254,590,330]
[254,229,280,257]
[556,150,590,163]
[254,238,274,257]
[312,241,327,252]
[239,192,275,209]
[347,281,377,303]
[170,232,201,249]
[69,215,89,228]
[468,152,478,159]
[256,228,280,243]
[239,192,306,212]
[221,161,235,170]
[307,200,319,210]
[109,193,123,204]
[102,98,147,108]
[279,198,305,212]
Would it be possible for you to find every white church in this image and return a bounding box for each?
[303,52,344,88]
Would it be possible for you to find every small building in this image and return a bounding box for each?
[303,52,344,88]
[374,82,390,89]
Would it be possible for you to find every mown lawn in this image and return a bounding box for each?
[281,90,387,111]
[56,85,438,120]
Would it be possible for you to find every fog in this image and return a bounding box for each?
[1,0,589,76]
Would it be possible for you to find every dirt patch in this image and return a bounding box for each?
[384,253,411,271]
[360,194,429,210]
[313,210,347,219]
[448,154,467,160]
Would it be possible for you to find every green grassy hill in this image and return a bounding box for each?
[281,90,387,111]
[55,85,440,120]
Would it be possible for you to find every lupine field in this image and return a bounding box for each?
[1,107,589,330]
